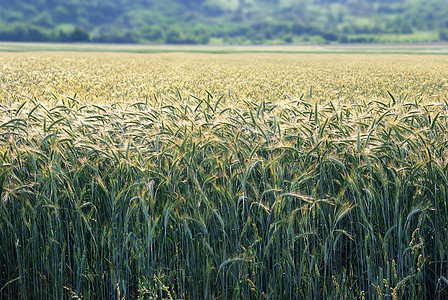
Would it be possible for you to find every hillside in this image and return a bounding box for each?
[1,0,448,44]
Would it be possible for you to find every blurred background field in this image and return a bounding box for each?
[2,42,448,54]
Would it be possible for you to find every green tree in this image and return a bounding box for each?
[440,29,448,41]
[70,27,90,42]
[141,25,165,42]
[165,28,184,44]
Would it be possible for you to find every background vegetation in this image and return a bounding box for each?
[1,0,448,44]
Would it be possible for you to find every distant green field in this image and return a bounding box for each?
[1,42,448,55]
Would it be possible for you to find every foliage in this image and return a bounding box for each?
[1,0,447,44]
[440,29,448,41]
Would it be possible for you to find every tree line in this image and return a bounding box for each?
[1,0,447,44]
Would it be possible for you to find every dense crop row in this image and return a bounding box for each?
[1,53,447,105]
[1,89,448,298]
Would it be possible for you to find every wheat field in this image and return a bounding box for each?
[1,52,448,299]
